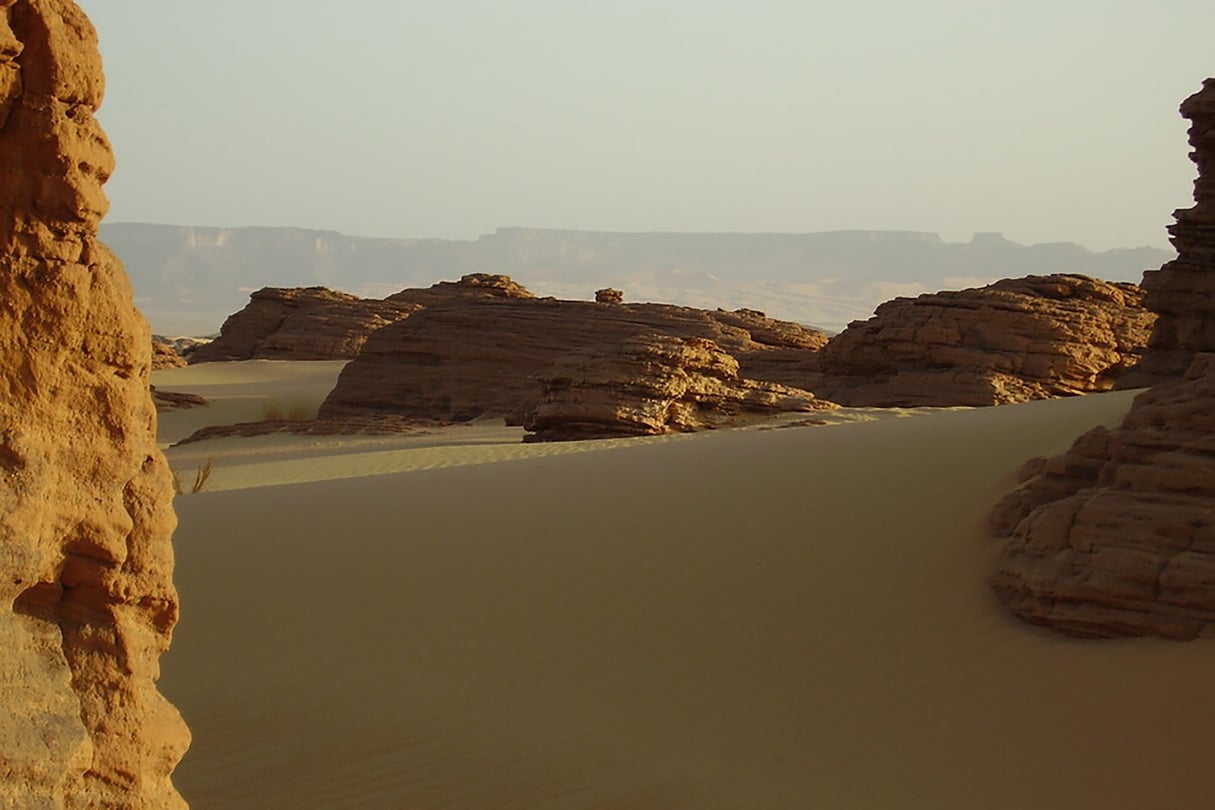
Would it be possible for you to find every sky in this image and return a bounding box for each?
[75,0,1213,251]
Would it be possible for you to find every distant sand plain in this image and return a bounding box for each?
[154,361,1215,808]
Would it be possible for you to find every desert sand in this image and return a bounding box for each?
[153,361,1215,808]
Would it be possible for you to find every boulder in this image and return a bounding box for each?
[811,274,1153,406]
[0,2,188,805]
[524,335,834,441]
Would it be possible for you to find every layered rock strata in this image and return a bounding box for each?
[990,356,1215,638]
[0,1,188,806]
[1121,79,1215,386]
[188,286,420,362]
[191,273,535,363]
[811,274,1153,406]
[318,295,829,425]
[524,335,833,441]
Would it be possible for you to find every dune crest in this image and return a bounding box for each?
[0,1,188,805]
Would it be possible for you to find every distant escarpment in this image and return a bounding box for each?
[318,292,831,430]
[189,273,534,362]
[989,79,1215,640]
[525,335,834,442]
[807,274,1153,407]
[1,1,188,806]
[1121,79,1215,386]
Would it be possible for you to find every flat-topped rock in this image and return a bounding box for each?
[189,286,420,362]
[811,274,1154,406]
[319,296,829,425]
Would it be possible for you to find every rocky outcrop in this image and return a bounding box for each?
[595,287,623,304]
[524,335,833,441]
[990,356,1215,638]
[0,2,188,806]
[1121,79,1215,386]
[810,274,1153,406]
[989,80,1215,640]
[151,336,186,369]
[190,273,535,363]
[188,286,420,362]
[318,295,830,425]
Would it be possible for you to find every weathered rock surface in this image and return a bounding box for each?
[188,286,420,362]
[318,295,830,425]
[0,1,188,806]
[990,355,1215,638]
[810,274,1153,406]
[191,273,535,363]
[524,335,834,441]
[1122,79,1215,386]
[151,336,186,369]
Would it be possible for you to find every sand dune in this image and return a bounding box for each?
[153,362,1215,808]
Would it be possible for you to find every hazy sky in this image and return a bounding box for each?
[76,0,1212,250]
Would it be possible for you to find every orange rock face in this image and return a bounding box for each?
[524,335,833,441]
[990,80,1215,640]
[0,2,188,806]
[812,274,1153,406]
[318,294,830,426]
[1123,79,1215,385]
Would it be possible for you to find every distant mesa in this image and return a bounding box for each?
[808,274,1155,407]
[103,220,1172,337]
[990,78,1215,639]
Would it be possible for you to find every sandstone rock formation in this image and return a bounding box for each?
[1121,79,1215,386]
[990,356,1215,638]
[188,286,420,362]
[318,295,830,425]
[989,79,1215,640]
[0,1,188,806]
[151,336,187,369]
[190,273,536,363]
[810,274,1153,406]
[524,335,833,441]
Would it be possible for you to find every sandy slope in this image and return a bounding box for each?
[151,364,1215,809]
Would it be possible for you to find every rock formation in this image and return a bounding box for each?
[524,335,833,441]
[188,286,420,362]
[318,295,830,425]
[190,273,535,363]
[990,356,1215,638]
[989,79,1215,640]
[595,287,623,304]
[151,336,187,369]
[810,274,1153,406]
[1121,79,1215,386]
[0,1,188,806]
